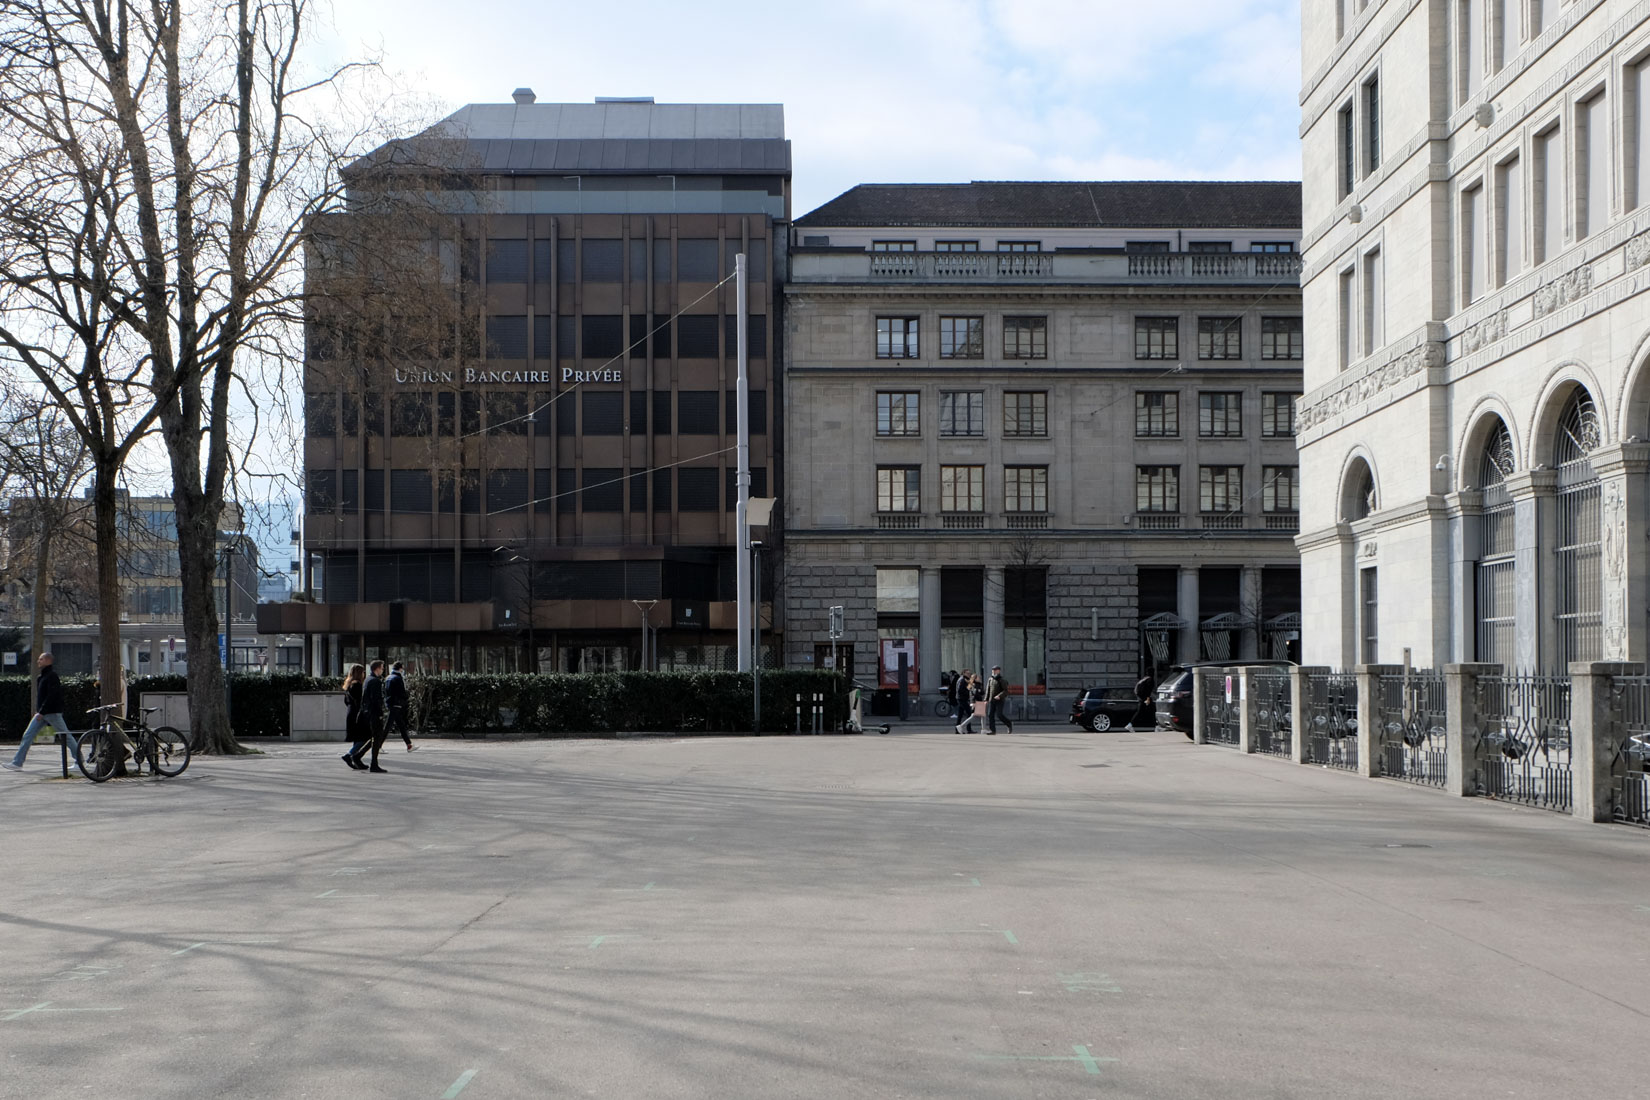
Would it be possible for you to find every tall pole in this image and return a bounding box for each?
[223,542,233,730]
[734,252,752,673]
[753,543,762,733]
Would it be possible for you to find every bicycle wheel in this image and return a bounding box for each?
[74,730,118,783]
[151,726,190,777]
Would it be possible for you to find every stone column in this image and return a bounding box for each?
[919,566,941,699]
[1192,668,1207,745]
[1505,469,1557,672]
[1355,664,1401,778]
[1443,492,1481,664]
[1177,567,1200,664]
[1237,667,1257,753]
[1289,665,1314,764]
[1590,443,1650,663]
[983,565,1005,677]
[1571,661,1644,822]
[1239,567,1262,660]
[1444,663,1498,797]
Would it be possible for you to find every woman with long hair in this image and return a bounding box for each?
[341,664,368,770]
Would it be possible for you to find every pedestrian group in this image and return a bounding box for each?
[342,660,417,773]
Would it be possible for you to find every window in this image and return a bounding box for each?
[581,468,623,512]
[877,392,921,436]
[727,239,766,282]
[1262,466,1299,513]
[582,315,624,360]
[1577,91,1609,239]
[1338,101,1355,197]
[1200,466,1242,514]
[1634,57,1650,211]
[1260,317,1303,360]
[935,240,979,252]
[677,391,719,435]
[487,239,527,283]
[1460,0,1484,103]
[460,469,480,515]
[1493,0,1516,72]
[581,392,623,435]
[1004,466,1048,513]
[487,469,529,514]
[535,468,552,514]
[362,393,384,437]
[1362,247,1383,354]
[582,240,623,282]
[1535,125,1563,262]
[630,470,646,513]
[306,392,336,437]
[1003,392,1047,437]
[486,391,528,436]
[677,315,718,358]
[1002,316,1047,359]
[723,315,767,358]
[876,466,920,512]
[652,468,671,512]
[1261,393,1299,438]
[307,469,337,512]
[939,391,984,436]
[631,315,669,359]
[1126,240,1171,253]
[726,389,767,434]
[1135,317,1178,360]
[877,317,919,359]
[1198,317,1241,360]
[437,391,456,437]
[997,241,1040,252]
[871,240,916,252]
[1463,182,1486,305]
[1250,241,1296,253]
[940,465,984,512]
[677,467,719,511]
[652,391,671,435]
[939,316,983,359]
[1187,241,1232,253]
[1361,569,1379,664]
[487,316,528,359]
[555,391,574,435]
[677,239,719,281]
[1136,392,1179,437]
[1496,156,1523,285]
[1136,466,1179,513]
[1363,74,1380,174]
[1199,392,1242,437]
[1339,268,1356,370]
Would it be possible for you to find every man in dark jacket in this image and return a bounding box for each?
[352,660,390,773]
[4,653,70,771]
[384,661,415,752]
[986,665,1010,735]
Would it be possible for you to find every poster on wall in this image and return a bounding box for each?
[878,638,918,690]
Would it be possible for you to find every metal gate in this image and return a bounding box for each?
[1201,670,1240,745]
[1377,669,1447,788]
[1475,672,1572,813]
[1304,671,1358,771]
[1253,670,1292,757]
[1613,675,1650,827]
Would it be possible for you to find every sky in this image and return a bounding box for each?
[315,0,1305,216]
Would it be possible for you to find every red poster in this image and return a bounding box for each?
[879,638,918,690]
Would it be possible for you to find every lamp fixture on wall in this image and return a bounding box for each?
[1434,454,1448,472]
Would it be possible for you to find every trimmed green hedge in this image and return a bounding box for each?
[0,670,848,739]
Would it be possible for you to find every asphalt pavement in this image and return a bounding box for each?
[2,722,1647,1099]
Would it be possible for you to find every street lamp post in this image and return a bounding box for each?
[632,600,657,671]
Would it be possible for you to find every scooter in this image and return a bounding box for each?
[845,681,890,735]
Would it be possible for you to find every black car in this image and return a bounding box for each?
[1068,686,1147,732]
[1154,660,1296,739]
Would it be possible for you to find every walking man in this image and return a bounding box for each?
[986,665,1010,735]
[385,661,416,752]
[1127,669,1156,732]
[3,653,69,772]
[953,668,974,733]
[349,659,390,773]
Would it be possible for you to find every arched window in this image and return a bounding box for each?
[1553,389,1602,667]
[1475,419,1515,663]
[1345,459,1376,521]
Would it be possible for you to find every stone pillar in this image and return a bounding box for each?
[1237,667,1257,753]
[1239,567,1262,660]
[1444,492,1480,664]
[1355,664,1400,778]
[1571,661,1644,822]
[1177,567,1200,664]
[918,566,942,699]
[983,566,1005,677]
[1444,663,1497,797]
[1289,665,1313,764]
[1192,668,1207,745]
[1506,470,1557,672]
[1591,444,1650,663]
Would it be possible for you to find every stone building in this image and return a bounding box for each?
[1297,0,1650,669]
[782,182,1304,702]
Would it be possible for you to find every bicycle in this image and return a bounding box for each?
[75,704,190,782]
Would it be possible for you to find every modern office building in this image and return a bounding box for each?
[782,182,1304,698]
[1297,0,1650,669]
[262,95,789,674]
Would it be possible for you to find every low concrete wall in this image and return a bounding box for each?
[140,693,191,735]
[290,691,347,742]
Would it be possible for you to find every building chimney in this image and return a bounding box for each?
[512,88,536,105]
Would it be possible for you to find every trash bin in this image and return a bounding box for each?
[870,688,899,716]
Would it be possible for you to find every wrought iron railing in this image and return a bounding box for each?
[1304,671,1359,771]
[1474,672,1572,813]
[1376,669,1448,789]
[1613,675,1650,827]
[1252,670,1292,757]
[1201,670,1240,745]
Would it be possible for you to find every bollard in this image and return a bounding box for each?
[1192,671,1207,745]
[813,693,824,735]
[794,693,802,735]
[1237,668,1257,754]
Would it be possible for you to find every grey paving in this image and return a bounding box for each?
[1,727,1647,1099]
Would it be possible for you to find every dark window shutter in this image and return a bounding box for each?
[534,468,553,513]
[678,391,719,434]
[556,240,575,282]
[677,315,718,358]
[582,468,623,512]
[486,239,528,283]
[582,392,623,435]
[487,316,528,359]
[581,240,623,282]
[556,393,575,434]
[581,315,624,360]
[629,470,646,512]
[533,240,552,282]
[556,316,575,358]
[460,469,480,514]
[630,391,647,434]
[653,468,672,512]
[678,239,718,281]
[678,467,718,511]
[340,469,359,515]
[653,391,672,435]
[533,315,552,360]
[390,469,431,514]
[486,468,528,514]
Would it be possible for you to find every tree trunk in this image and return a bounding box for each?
[173,484,237,754]
[30,522,50,715]
[91,464,123,713]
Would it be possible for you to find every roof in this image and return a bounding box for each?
[795,181,1301,230]
[437,102,785,142]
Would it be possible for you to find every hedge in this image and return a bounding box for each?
[0,670,848,739]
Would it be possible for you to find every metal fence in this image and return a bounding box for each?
[1201,670,1240,746]
[1304,671,1359,771]
[1252,670,1292,757]
[1475,673,1572,813]
[1376,669,1448,789]
[1613,675,1650,827]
